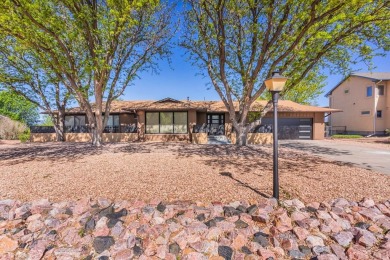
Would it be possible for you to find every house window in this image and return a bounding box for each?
[366,86,372,97]
[344,89,349,94]
[378,85,384,96]
[377,110,382,118]
[106,115,119,126]
[361,111,370,116]
[145,112,188,134]
[65,115,86,132]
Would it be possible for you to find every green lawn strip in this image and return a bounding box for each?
[331,134,363,139]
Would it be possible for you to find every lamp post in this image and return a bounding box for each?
[265,71,288,200]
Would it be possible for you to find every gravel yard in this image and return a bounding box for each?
[0,142,389,203]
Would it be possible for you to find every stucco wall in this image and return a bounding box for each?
[192,133,208,144]
[329,77,389,133]
[144,134,189,142]
[230,133,272,145]
[30,133,57,142]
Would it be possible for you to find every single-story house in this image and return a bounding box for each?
[31,98,340,144]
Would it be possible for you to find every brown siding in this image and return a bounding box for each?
[313,112,325,140]
[196,112,207,124]
[119,113,137,125]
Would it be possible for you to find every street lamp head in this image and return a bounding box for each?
[265,71,288,92]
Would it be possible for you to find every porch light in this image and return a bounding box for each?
[265,71,288,92]
[265,71,288,200]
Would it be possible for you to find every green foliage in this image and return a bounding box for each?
[0,90,39,126]
[40,115,54,126]
[332,134,363,139]
[18,128,30,142]
[182,0,390,144]
[0,0,174,145]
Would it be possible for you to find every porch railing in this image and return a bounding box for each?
[30,126,56,133]
[30,124,138,134]
[193,124,225,135]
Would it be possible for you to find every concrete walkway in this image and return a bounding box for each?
[280,139,390,175]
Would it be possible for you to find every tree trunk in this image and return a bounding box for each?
[91,112,104,147]
[234,123,249,146]
[54,108,65,142]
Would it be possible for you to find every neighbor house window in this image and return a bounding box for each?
[366,86,372,97]
[64,115,86,132]
[378,85,384,96]
[145,112,188,134]
[361,111,370,115]
[65,115,86,128]
[377,110,382,118]
[344,89,349,94]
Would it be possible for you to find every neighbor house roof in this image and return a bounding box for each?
[63,98,340,114]
[325,72,390,97]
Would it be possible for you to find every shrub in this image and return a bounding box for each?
[0,115,29,140]
[18,129,30,142]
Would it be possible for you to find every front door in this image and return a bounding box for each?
[207,114,225,135]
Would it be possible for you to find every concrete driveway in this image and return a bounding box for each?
[280,139,390,175]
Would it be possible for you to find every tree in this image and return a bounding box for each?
[0,0,173,146]
[261,70,326,105]
[0,90,39,126]
[182,0,390,145]
[0,39,71,141]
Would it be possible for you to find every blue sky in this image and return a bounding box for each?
[124,47,390,107]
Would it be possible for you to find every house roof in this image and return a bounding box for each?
[325,72,390,97]
[63,98,340,114]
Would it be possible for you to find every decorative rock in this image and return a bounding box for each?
[317,254,339,260]
[312,246,330,255]
[232,234,247,250]
[241,246,252,255]
[54,248,82,259]
[288,249,305,259]
[332,198,350,208]
[298,245,311,256]
[234,219,248,229]
[0,235,18,254]
[356,228,376,247]
[218,246,233,260]
[93,236,115,254]
[293,226,309,240]
[330,243,347,260]
[28,239,48,260]
[359,198,375,208]
[223,207,240,217]
[156,202,166,213]
[253,232,269,247]
[169,242,180,255]
[133,245,143,256]
[332,231,354,247]
[252,213,269,223]
[346,245,369,260]
[246,205,258,215]
[257,247,276,259]
[114,249,134,260]
[306,236,324,247]
[274,212,292,233]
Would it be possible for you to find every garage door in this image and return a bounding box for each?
[262,118,313,140]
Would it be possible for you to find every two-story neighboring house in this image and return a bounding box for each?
[326,72,390,135]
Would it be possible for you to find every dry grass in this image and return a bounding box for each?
[0,142,389,203]
[330,136,390,149]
